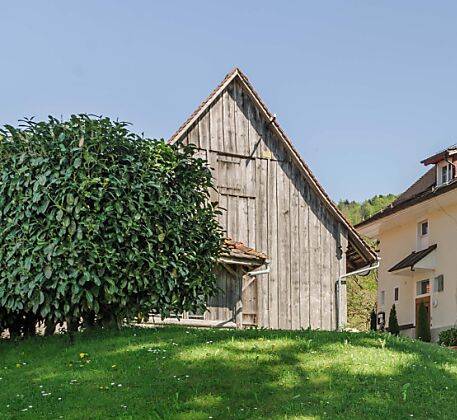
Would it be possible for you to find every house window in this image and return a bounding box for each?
[416,279,430,296]
[380,290,385,305]
[434,275,444,292]
[420,220,428,236]
[438,162,455,186]
[442,165,448,184]
[417,220,429,250]
[394,287,399,302]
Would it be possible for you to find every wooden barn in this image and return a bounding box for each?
[165,68,377,330]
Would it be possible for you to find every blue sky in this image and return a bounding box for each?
[2,1,457,201]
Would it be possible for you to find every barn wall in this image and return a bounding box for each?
[205,265,241,325]
[179,79,348,330]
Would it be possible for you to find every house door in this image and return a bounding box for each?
[415,296,431,330]
[242,275,258,327]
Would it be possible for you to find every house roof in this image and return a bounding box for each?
[421,144,457,166]
[356,172,457,229]
[220,238,267,267]
[388,244,437,273]
[169,67,377,271]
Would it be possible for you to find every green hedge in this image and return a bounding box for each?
[0,115,223,334]
[438,327,457,347]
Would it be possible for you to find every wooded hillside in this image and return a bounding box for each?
[338,194,397,225]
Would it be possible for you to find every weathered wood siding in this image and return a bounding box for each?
[179,79,348,330]
[205,265,241,325]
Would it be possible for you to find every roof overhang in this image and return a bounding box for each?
[219,238,267,268]
[421,149,457,166]
[357,183,457,239]
[388,244,437,275]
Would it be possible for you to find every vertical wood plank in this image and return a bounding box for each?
[218,193,228,235]
[277,158,291,330]
[329,220,337,330]
[198,108,210,151]
[298,180,310,328]
[225,267,236,322]
[226,195,238,240]
[309,191,322,329]
[235,267,243,328]
[209,93,224,151]
[289,167,301,329]
[320,209,331,330]
[237,197,249,245]
[188,120,199,148]
[247,94,262,157]
[234,80,249,156]
[255,158,269,327]
[223,84,236,154]
[267,157,279,329]
[208,151,219,203]
[247,197,256,249]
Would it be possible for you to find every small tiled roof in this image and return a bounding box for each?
[221,238,267,263]
[388,244,437,272]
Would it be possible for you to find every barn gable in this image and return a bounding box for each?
[169,68,376,330]
[171,69,375,269]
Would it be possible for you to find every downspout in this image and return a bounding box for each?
[247,259,272,277]
[336,259,380,331]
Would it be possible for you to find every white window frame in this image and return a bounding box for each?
[437,161,455,186]
[417,219,429,251]
[416,279,430,297]
[434,275,444,293]
[394,287,399,302]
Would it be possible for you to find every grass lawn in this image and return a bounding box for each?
[0,326,456,419]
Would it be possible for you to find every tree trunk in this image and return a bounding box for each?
[82,311,96,329]
[22,313,37,338]
[44,319,55,337]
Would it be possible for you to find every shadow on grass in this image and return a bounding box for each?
[0,327,456,419]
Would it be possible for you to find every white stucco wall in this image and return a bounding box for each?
[371,197,457,339]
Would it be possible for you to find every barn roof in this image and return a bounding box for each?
[169,67,377,271]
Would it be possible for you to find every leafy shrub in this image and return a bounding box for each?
[438,327,457,347]
[388,304,400,336]
[416,302,431,342]
[370,308,377,331]
[0,115,223,334]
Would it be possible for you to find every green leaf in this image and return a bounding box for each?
[44,265,53,279]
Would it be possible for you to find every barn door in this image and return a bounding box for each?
[216,154,256,198]
[214,153,256,248]
[242,275,258,327]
